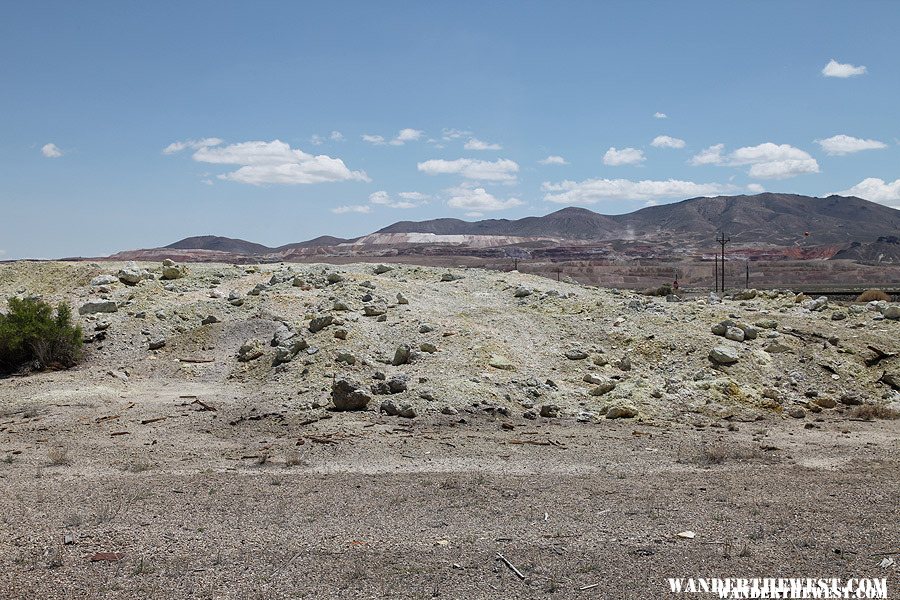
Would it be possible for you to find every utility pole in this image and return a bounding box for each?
[745,261,749,289]
[556,265,562,282]
[714,251,719,293]
[513,258,518,271]
[716,231,730,294]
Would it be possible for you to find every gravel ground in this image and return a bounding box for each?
[0,261,898,598]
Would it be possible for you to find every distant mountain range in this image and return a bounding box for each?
[109,193,900,264]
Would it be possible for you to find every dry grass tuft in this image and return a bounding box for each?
[47,446,70,466]
[856,289,890,302]
[682,441,761,466]
[850,404,900,421]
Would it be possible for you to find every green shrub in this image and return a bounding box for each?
[0,297,83,374]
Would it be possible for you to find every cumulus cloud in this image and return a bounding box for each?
[689,143,726,166]
[603,147,645,166]
[391,128,424,145]
[464,138,502,151]
[654,112,668,119]
[367,190,425,209]
[747,183,766,194]
[651,135,686,149]
[162,138,223,155]
[41,143,63,158]
[815,134,887,155]
[166,139,369,185]
[542,178,732,204]
[310,134,325,146]
[836,178,900,207]
[446,186,523,212]
[690,142,819,179]
[330,131,344,142]
[418,158,519,182]
[332,204,372,214]
[539,155,569,165]
[822,59,867,78]
[362,134,386,145]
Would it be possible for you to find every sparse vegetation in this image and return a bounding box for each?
[0,298,83,375]
[47,446,70,466]
[642,283,674,297]
[856,289,890,302]
[850,404,900,421]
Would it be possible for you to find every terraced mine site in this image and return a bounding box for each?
[1,260,898,598]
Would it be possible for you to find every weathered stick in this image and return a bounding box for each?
[496,553,525,580]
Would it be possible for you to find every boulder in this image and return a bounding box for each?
[78,301,118,315]
[392,344,411,366]
[332,377,372,411]
[606,405,638,419]
[160,260,188,280]
[514,286,533,298]
[708,346,740,365]
[309,315,334,333]
[148,338,166,350]
[733,289,758,301]
[884,305,900,320]
[374,264,393,275]
[117,262,147,285]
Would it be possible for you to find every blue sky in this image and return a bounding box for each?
[2,1,899,259]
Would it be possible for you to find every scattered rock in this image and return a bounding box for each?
[418,323,435,333]
[392,344,411,366]
[564,349,588,360]
[380,399,416,418]
[733,289,758,301]
[148,338,166,350]
[237,340,265,362]
[117,262,148,285]
[90,274,118,287]
[489,355,515,371]
[724,327,745,342]
[709,346,740,365]
[539,404,560,418]
[606,405,638,419]
[396,293,409,305]
[160,259,188,280]
[787,407,806,419]
[327,273,345,284]
[309,315,334,333]
[514,286,533,298]
[332,377,372,411]
[201,315,219,325]
[79,301,118,315]
[374,264,393,275]
[420,342,437,353]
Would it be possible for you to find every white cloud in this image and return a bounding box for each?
[441,128,472,141]
[465,212,484,218]
[822,59,867,78]
[690,142,819,179]
[464,138,502,150]
[446,186,523,212]
[367,190,423,209]
[364,129,425,146]
[603,147,645,166]
[332,204,372,214]
[654,112,668,119]
[390,128,424,145]
[815,134,886,156]
[418,158,520,182]
[651,135,686,149]
[162,138,223,155]
[169,139,369,185]
[542,178,732,204]
[836,178,900,207]
[689,143,726,166]
[747,183,765,194]
[398,191,430,201]
[728,143,819,179]
[330,131,344,142]
[41,143,63,158]
[310,134,325,146]
[539,155,569,165]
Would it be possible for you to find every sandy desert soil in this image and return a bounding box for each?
[0,261,898,598]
